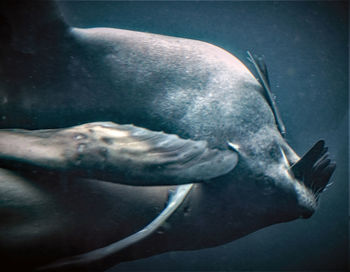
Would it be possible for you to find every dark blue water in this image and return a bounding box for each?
[58,1,348,271]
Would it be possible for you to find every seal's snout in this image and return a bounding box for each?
[291,140,336,201]
[300,209,314,219]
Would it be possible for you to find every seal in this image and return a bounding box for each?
[0,1,336,271]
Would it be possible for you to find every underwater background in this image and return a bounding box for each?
[57,1,348,271]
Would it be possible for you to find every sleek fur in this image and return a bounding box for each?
[0,1,335,271]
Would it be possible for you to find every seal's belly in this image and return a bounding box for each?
[0,167,170,260]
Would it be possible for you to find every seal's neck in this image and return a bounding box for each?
[0,0,68,54]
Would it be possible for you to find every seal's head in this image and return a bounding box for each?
[228,126,335,222]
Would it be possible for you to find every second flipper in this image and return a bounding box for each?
[0,122,238,186]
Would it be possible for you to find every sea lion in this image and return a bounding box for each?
[0,1,335,271]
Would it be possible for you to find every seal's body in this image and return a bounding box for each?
[0,1,335,271]
[2,26,269,145]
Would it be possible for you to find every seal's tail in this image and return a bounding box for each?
[291,140,336,198]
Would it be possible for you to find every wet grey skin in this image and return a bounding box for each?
[0,1,335,271]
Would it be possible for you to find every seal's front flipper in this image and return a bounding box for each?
[0,122,238,186]
[291,140,336,197]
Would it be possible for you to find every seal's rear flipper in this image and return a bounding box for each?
[247,51,286,137]
[37,184,194,271]
[291,140,336,197]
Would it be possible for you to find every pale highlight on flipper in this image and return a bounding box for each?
[0,122,238,186]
